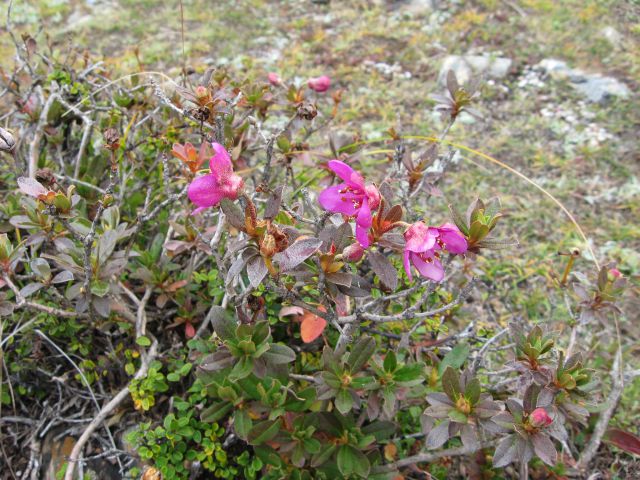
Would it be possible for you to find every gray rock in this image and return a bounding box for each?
[537,58,630,103]
[573,76,631,103]
[438,55,512,85]
[601,26,623,48]
[401,0,435,16]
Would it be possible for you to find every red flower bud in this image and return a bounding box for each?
[267,72,282,86]
[529,408,553,428]
[307,75,331,93]
[343,242,364,262]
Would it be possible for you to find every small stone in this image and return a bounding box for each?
[601,26,623,48]
[438,55,512,85]
[537,58,630,103]
[573,76,630,103]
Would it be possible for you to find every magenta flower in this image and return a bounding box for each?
[529,407,553,428]
[429,223,468,254]
[267,72,282,86]
[318,160,380,248]
[403,222,467,282]
[187,143,244,214]
[307,75,331,93]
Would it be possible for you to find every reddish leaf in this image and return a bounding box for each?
[300,311,327,343]
[606,428,640,455]
[185,322,196,338]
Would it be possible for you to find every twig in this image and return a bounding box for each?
[470,327,509,373]
[1,274,83,328]
[376,439,498,471]
[63,339,158,480]
[33,329,121,473]
[28,88,58,178]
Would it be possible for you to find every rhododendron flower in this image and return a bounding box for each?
[429,223,468,254]
[529,407,553,428]
[307,75,331,93]
[403,222,467,282]
[267,72,282,86]
[187,143,243,214]
[318,160,380,248]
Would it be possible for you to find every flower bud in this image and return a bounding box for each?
[343,242,364,262]
[609,268,622,279]
[529,407,553,428]
[267,72,282,86]
[0,127,16,153]
[307,75,331,93]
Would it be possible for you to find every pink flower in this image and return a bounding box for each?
[267,72,282,86]
[187,143,244,214]
[403,222,467,282]
[307,75,331,93]
[318,160,380,248]
[429,223,468,254]
[529,408,553,428]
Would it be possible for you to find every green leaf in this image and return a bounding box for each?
[439,343,470,375]
[201,401,233,423]
[347,335,376,372]
[230,356,254,380]
[210,306,236,340]
[465,378,481,405]
[361,421,396,441]
[254,445,285,467]
[337,445,370,477]
[383,351,397,373]
[394,364,424,384]
[448,409,468,423]
[441,366,461,400]
[234,409,253,440]
[263,343,296,364]
[335,388,353,414]
[136,336,151,347]
[248,420,280,445]
[90,280,110,297]
[311,444,337,468]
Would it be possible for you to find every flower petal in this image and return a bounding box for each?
[327,160,365,188]
[355,224,370,248]
[209,142,233,179]
[318,184,359,215]
[438,223,468,254]
[188,174,225,209]
[356,197,372,229]
[403,250,413,282]
[411,253,444,282]
[405,222,436,253]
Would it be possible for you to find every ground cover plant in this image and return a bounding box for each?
[0,1,638,479]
